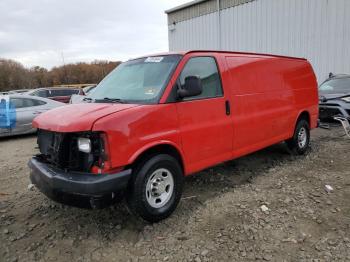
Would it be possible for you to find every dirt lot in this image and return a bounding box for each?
[0,127,349,262]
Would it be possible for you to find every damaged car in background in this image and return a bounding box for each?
[319,73,350,120]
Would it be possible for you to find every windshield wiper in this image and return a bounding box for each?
[320,92,350,102]
[82,97,93,102]
[95,97,126,103]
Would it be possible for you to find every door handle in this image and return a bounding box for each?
[33,111,42,115]
[225,100,231,115]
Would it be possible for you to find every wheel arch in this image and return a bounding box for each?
[128,141,186,174]
[296,110,311,126]
[288,110,311,138]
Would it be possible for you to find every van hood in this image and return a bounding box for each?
[33,103,139,132]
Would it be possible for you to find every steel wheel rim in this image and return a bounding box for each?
[146,168,174,208]
[298,127,307,148]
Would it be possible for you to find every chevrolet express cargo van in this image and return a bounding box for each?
[29,51,319,222]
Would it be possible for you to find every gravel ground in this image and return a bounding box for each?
[0,127,349,262]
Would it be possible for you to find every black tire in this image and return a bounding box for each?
[286,119,310,155]
[126,154,184,223]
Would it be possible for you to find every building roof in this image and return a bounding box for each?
[165,0,256,24]
[165,0,208,14]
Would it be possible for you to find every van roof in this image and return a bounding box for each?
[139,50,307,61]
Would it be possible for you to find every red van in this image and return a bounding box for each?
[29,51,318,222]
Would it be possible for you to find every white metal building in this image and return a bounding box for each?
[165,0,350,83]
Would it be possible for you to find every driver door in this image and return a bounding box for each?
[174,56,233,173]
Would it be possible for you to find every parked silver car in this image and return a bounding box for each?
[0,94,64,137]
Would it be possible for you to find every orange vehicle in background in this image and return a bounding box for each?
[28,51,318,222]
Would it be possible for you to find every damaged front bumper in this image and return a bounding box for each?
[319,103,350,120]
[28,157,132,208]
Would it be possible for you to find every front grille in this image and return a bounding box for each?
[319,107,342,120]
[37,130,65,167]
[37,129,101,172]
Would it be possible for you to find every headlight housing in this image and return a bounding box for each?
[77,137,91,153]
[341,96,350,102]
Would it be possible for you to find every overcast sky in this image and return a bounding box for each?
[0,0,189,69]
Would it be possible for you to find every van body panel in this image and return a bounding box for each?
[223,54,318,158]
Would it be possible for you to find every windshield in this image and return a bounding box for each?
[319,78,350,94]
[88,55,181,103]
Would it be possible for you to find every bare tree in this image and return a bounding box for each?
[0,58,120,91]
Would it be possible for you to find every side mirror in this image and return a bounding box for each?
[177,76,202,99]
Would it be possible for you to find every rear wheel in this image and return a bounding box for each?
[126,154,183,222]
[286,119,310,155]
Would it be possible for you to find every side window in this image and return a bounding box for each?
[64,89,79,95]
[179,56,223,100]
[54,90,64,96]
[53,89,76,96]
[10,98,26,109]
[23,99,35,107]
[47,90,54,97]
[56,90,65,96]
[36,90,48,97]
[10,98,46,109]
[29,99,46,107]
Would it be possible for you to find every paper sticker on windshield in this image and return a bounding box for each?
[145,57,163,63]
[145,88,156,95]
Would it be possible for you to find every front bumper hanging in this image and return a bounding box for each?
[28,157,132,208]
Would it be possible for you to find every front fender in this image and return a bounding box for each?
[92,104,183,172]
[128,140,185,167]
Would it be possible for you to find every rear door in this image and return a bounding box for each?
[10,98,47,134]
[10,97,32,134]
[174,55,233,173]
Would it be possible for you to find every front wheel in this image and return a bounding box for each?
[286,119,310,155]
[126,154,184,223]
